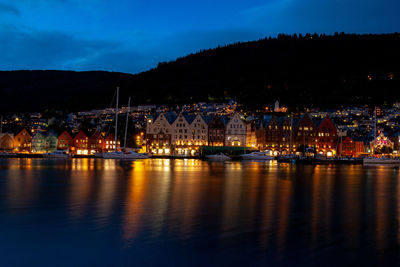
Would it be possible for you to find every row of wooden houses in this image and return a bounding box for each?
[146,112,365,157]
[0,129,119,155]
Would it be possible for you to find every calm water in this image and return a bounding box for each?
[0,158,400,266]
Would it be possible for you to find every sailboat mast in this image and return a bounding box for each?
[289,113,293,154]
[115,87,119,152]
[374,107,377,138]
[124,97,131,149]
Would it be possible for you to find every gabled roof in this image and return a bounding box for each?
[15,129,31,137]
[220,116,230,126]
[148,113,160,122]
[275,116,287,126]
[90,131,103,140]
[58,130,73,140]
[292,118,300,128]
[183,114,196,124]
[263,115,273,127]
[201,115,213,124]
[164,112,178,124]
[73,130,88,139]
[312,118,324,128]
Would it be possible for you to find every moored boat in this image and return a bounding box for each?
[102,149,150,159]
[206,153,231,161]
[363,157,400,165]
[240,152,274,161]
[42,150,70,158]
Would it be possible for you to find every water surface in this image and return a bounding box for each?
[0,158,399,266]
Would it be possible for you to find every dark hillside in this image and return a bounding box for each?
[1,33,400,112]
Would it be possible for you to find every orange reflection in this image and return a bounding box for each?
[122,160,147,244]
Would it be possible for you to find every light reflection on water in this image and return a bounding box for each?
[1,159,400,265]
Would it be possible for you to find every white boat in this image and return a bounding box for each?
[241,152,274,161]
[363,157,400,165]
[94,152,103,158]
[206,153,231,161]
[42,150,70,158]
[102,149,150,159]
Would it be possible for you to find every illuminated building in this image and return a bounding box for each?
[339,136,364,157]
[146,112,174,155]
[45,132,58,152]
[315,116,338,156]
[207,116,225,147]
[31,132,46,153]
[225,114,247,147]
[104,133,119,152]
[71,130,89,155]
[13,129,32,152]
[89,131,104,154]
[370,133,394,154]
[0,133,14,151]
[57,131,73,151]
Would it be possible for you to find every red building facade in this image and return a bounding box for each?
[57,131,72,150]
[71,130,88,155]
[316,116,338,156]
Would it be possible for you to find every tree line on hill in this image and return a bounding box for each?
[1,33,400,113]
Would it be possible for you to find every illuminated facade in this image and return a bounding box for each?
[225,114,246,147]
[315,116,338,156]
[146,113,174,155]
[370,133,394,154]
[71,130,89,155]
[0,133,14,151]
[104,133,119,152]
[208,116,225,147]
[339,136,365,157]
[14,129,32,152]
[31,133,45,153]
[89,131,104,154]
[57,131,73,150]
[45,133,58,152]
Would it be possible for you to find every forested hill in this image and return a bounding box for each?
[2,33,400,113]
[125,33,400,110]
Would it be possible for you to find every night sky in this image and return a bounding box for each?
[0,0,399,73]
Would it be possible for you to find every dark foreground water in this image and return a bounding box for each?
[1,159,400,266]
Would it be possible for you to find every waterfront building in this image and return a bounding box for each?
[264,115,284,153]
[45,133,58,152]
[294,114,317,153]
[225,114,246,147]
[370,133,394,154]
[0,133,14,151]
[171,113,193,155]
[246,120,258,148]
[173,114,210,156]
[208,116,226,147]
[254,118,266,150]
[71,130,89,155]
[14,129,32,152]
[89,131,104,154]
[339,136,365,157]
[190,114,210,147]
[315,116,339,156]
[146,112,175,155]
[104,133,119,152]
[31,133,46,153]
[57,131,73,151]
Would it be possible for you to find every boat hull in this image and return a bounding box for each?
[241,155,274,161]
[363,158,400,165]
[206,155,230,161]
[102,153,150,159]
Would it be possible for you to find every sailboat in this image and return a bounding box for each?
[99,88,150,160]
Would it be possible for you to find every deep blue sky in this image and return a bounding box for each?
[0,0,399,74]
